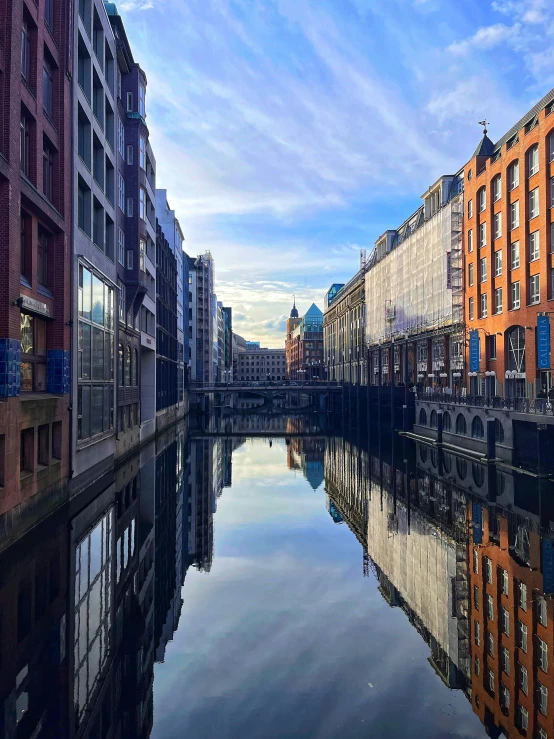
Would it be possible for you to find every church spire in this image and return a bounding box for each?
[290,295,299,319]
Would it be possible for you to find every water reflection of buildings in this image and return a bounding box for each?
[0,419,240,738]
[325,431,554,738]
[287,436,325,491]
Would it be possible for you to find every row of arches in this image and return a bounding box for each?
[418,408,505,443]
[418,445,503,490]
[118,343,139,387]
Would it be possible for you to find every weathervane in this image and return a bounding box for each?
[478,120,490,136]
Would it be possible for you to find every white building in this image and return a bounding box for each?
[237,347,287,381]
[365,173,464,390]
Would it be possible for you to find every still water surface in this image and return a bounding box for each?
[3,417,552,738]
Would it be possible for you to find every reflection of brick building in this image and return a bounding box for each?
[0,0,72,527]
[468,503,553,737]
[285,301,325,380]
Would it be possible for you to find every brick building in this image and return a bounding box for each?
[285,301,325,380]
[464,90,554,399]
[0,0,72,523]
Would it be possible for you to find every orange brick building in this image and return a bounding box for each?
[468,503,553,737]
[464,91,554,398]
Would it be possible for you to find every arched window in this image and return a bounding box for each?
[456,457,467,480]
[430,410,437,428]
[495,418,505,443]
[430,448,438,468]
[492,174,502,202]
[472,416,485,439]
[118,343,124,386]
[549,130,554,163]
[528,143,539,176]
[478,186,486,213]
[472,463,485,487]
[443,453,453,474]
[133,348,138,385]
[456,414,467,435]
[508,160,519,190]
[443,412,452,431]
[419,408,427,425]
[125,345,131,386]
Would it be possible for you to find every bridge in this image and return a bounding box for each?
[189,381,343,395]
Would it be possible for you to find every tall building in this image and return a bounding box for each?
[72,0,119,486]
[324,270,365,383]
[191,252,216,383]
[232,332,247,379]
[222,307,233,381]
[464,93,554,399]
[106,4,157,445]
[0,0,72,519]
[285,302,325,380]
[156,189,187,406]
[365,173,464,391]
[155,220,178,428]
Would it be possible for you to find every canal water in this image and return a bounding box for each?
[2,414,552,738]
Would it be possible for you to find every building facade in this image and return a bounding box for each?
[324,270,365,383]
[72,0,119,487]
[464,93,554,399]
[155,220,178,428]
[191,252,216,383]
[232,331,246,380]
[0,0,72,520]
[222,306,233,381]
[285,302,325,380]
[365,174,464,391]
[236,347,286,381]
[156,189,187,405]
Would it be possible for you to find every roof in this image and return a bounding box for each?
[305,303,323,318]
[473,134,495,158]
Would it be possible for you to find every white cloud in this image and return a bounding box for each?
[447,23,516,55]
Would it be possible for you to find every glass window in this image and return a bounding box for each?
[494,212,502,239]
[139,188,146,220]
[480,292,488,318]
[509,160,519,190]
[529,187,540,219]
[468,263,474,286]
[511,240,520,269]
[537,596,548,627]
[468,229,473,252]
[139,136,146,170]
[493,175,502,201]
[539,683,548,716]
[501,607,509,635]
[487,629,494,656]
[43,55,53,118]
[139,84,145,117]
[530,230,540,261]
[510,200,519,229]
[473,549,479,574]
[20,314,47,393]
[468,200,473,218]
[501,646,510,675]
[474,619,481,646]
[479,222,487,248]
[118,172,124,211]
[117,227,124,265]
[473,585,479,609]
[511,281,520,309]
[125,345,131,386]
[480,257,487,282]
[501,568,509,595]
[494,287,502,314]
[518,620,528,652]
[478,187,486,212]
[485,557,493,583]
[529,144,539,176]
[538,637,548,673]
[469,296,474,320]
[530,274,540,305]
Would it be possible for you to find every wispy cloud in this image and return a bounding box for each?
[447,23,517,55]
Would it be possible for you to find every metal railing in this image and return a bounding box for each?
[419,392,554,416]
[189,379,341,390]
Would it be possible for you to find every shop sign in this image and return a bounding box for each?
[469,330,480,372]
[537,315,551,370]
[19,295,50,317]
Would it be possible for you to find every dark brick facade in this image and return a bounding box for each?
[0,0,71,518]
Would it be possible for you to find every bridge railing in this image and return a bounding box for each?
[189,380,342,390]
[418,391,554,416]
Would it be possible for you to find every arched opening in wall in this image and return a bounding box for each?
[419,408,427,426]
[430,410,437,428]
[419,445,428,463]
[456,414,467,435]
[495,418,505,444]
[472,463,486,487]
[472,416,485,439]
[430,448,438,468]
[456,457,468,480]
[443,412,452,431]
[505,325,526,398]
[443,453,453,473]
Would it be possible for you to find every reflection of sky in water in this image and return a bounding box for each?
[152,440,486,739]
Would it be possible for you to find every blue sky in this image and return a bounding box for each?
[118,0,554,346]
